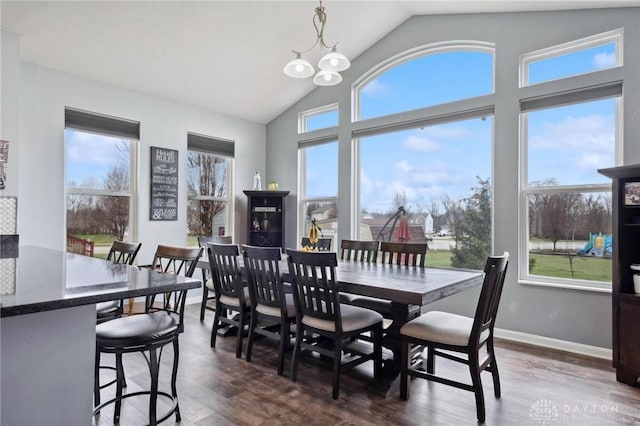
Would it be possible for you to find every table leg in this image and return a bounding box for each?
[368,302,420,397]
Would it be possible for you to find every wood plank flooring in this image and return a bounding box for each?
[93,304,640,425]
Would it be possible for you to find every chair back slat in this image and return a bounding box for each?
[287,250,340,327]
[242,245,285,311]
[301,237,332,251]
[146,244,203,332]
[470,252,509,343]
[379,242,427,267]
[340,239,379,263]
[151,245,202,277]
[198,235,233,247]
[107,241,142,265]
[207,243,245,301]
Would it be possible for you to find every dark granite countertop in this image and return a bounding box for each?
[0,246,201,317]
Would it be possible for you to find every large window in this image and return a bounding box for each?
[298,140,338,249]
[521,93,620,290]
[355,43,494,121]
[186,133,234,245]
[353,44,495,269]
[65,108,139,254]
[356,116,493,269]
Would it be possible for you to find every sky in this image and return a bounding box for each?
[67,39,618,214]
[304,41,618,214]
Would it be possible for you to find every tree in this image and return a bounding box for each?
[450,177,492,270]
[390,191,407,214]
[540,192,582,251]
[582,194,612,235]
[187,152,227,236]
[99,166,130,240]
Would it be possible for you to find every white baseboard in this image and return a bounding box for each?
[495,328,612,361]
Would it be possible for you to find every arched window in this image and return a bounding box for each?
[354,42,494,122]
[352,42,495,270]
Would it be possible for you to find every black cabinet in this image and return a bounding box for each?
[599,164,640,387]
[244,190,289,251]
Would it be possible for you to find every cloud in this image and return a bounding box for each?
[530,114,614,153]
[360,169,374,196]
[395,160,413,173]
[66,131,124,167]
[404,135,440,153]
[593,52,616,69]
[361,78,389,98]
[577,152,612,170]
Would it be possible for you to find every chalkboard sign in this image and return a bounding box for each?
[150,146,178,221]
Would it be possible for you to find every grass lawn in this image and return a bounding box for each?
[426,250,453,268]
[76,234,116,246]
[529,252,611,282]
[425,249,611,282]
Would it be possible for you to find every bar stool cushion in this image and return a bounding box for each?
[96,300,121,317]
[96,313,178,348]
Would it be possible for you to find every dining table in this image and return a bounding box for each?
[197,250,484,397]
[0,245,201,426]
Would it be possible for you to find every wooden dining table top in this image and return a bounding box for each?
[197,254,484,307]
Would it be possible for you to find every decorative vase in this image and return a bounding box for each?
[268,181,279,191]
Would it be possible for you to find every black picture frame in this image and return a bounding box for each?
[624,182,640,206]
[150,146,178,221]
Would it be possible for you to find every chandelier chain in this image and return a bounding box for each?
[292,1,338,55]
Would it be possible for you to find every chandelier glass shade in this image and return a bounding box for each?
[283,1,350,86]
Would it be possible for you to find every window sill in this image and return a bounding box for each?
[519,279,611,294]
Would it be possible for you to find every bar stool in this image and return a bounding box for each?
[95,241,142,395]
[93,245,202,425]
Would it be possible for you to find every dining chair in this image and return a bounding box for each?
[207,242,251,358]
[400,252,509,424]
[301,237,332,251]
[378,241,427,267]
[348,241,427,318]
[286,249,383,399]
[338,239,379,304]
[197,235,233,321]
[97,241,142,322]
[340,239,379,263]
[242,244,296,375]
[94,244,203,425]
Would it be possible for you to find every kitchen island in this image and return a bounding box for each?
[0,246,200,425]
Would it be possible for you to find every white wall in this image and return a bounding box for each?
[12,40,265,263]
[266,8,640,349]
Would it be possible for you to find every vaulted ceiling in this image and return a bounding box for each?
[2,1,638,124]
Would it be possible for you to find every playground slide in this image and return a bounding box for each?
[577,233,612,256]
[577,240,593,255]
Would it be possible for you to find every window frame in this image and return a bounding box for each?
[297,138,339,245]
[186,134,235,241]
[64,112,139,247]
[298,103,339,134]
[518,94,622,292]
[352,41,496,123]
[519,28,623,88]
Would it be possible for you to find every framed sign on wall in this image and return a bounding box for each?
[150,146,178,221]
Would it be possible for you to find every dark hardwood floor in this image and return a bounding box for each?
[93,304,640,425]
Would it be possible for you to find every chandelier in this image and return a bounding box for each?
[283,1,350,86]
